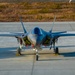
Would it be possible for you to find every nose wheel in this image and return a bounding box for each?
[36,54,39,61]
[36,49,39,61]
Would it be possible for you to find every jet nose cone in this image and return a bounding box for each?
[28,34,37,46]
[32,38,37,45]
[31,37,37,46]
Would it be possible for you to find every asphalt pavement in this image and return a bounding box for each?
[0,22,75,75]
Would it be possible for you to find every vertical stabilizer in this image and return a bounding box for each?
[20,17,27,33]
[49,15,56,33]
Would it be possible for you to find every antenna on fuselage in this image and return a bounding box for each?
[20,17,27,33]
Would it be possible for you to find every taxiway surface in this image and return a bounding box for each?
[0,22,75,75]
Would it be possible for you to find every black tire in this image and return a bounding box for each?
[36,55,38,61]
[55,47,59,54]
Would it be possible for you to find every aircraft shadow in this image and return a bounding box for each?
[0,47,21,59]
[0,45,75,60]
[57,45,75,48]
[38,52,75,61]
[60,52,75,57]
[39,45,75,61]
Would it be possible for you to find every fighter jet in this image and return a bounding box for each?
[0,17,75,61]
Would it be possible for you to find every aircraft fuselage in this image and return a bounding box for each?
[22,27,51,47]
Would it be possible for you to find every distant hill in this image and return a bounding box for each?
[0,0,75,2]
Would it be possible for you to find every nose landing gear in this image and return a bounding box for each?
[36,49,39,61]
[36,54,39,61]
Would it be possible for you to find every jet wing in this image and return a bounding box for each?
[0,32,24,37]
[52,31,75,38]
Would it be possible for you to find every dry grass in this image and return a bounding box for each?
[0,2,75,22]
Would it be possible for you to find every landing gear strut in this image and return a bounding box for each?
[36,49,39,61]
[54,47,59,54]
[16,47,22,56]
[53,41,59,54]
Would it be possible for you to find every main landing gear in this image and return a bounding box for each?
[54,47,59,54]
[16,47,22,56]
[52,41,59,54]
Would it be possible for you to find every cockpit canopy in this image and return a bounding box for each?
[33,27,42,35]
